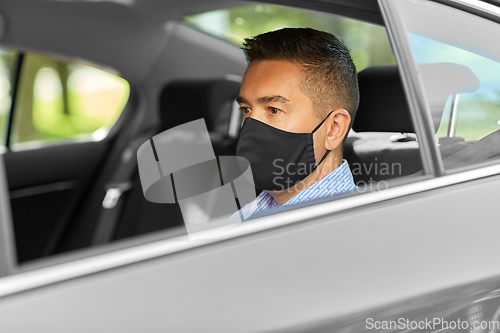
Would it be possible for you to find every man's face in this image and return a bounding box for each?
[237,60,322,132]
[237,59,328,163]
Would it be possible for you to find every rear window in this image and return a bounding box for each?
[0,48,130,149]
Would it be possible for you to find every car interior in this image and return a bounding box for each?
[0,0,497,275]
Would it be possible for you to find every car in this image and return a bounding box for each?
[1,0,500,331]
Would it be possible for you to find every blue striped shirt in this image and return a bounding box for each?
[237,160,356,220]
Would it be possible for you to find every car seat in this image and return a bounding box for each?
[345,65,423,184]
[346,63,479,184]
[112,77,242,241]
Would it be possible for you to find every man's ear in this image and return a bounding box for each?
[325,109,351,151]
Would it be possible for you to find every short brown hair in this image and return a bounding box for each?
[242,28,359,121]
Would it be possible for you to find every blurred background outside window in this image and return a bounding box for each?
[410,35,500,142]
[184,3,396,72]
[0,48,130,149]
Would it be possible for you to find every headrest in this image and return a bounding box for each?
[354,65,412,132]
[353,64,479,133]
[159,77,241,133]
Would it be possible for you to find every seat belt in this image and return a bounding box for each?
[442,129,500,169]
[91,131,155,245]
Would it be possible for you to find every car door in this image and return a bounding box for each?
[0,49,134,264]
[2,1,500,333]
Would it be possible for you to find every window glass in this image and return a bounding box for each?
[11,52,129,147]
[0,48,16,147]
[409,35,500,142]
[390,0,500,171]
[184,4,396,72]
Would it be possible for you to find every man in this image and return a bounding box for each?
[235,27,359,219]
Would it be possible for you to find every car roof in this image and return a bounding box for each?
[0,0,382,82]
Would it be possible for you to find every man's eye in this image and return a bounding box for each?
[240,107,251,115]
[268,107,282,115]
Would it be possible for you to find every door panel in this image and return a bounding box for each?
[1,172,500,332]
[0,47,131,263]
[3,140,111,263]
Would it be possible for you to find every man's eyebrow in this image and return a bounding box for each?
[236,96,248,104]
[257,95,290,104]
[236,95,290,104]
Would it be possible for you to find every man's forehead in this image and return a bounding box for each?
[238,60,306,107]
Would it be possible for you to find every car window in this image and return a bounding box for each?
[388,0,500,172]
[167,4,431,235]
[184,3,396,72]
[3,50,129,149]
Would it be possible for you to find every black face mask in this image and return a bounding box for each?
[236,112,332,191]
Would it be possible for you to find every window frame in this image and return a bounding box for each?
[379,0,445,178]
[0,156,15,278]
[4,52,22,149]
[380,0,500,176]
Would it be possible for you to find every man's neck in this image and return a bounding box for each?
[267,152,344,205]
